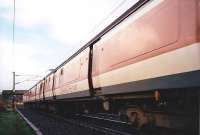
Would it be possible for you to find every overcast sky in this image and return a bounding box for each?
[0,0,138,91]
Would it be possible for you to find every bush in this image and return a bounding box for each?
[0,100,6,111]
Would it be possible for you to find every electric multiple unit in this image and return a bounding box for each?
[23,0,200,134]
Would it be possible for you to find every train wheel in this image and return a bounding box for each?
[103,100,110,111]
[122,107,150,128]
[119,108,129,122]
[83,105,89,114]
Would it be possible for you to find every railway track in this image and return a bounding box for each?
[73,113,137,134]
[18,108,139,135]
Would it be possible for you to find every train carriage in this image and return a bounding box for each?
[92,0,200,95]
[47,47,91,99]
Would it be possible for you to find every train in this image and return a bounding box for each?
[23,0,200,134]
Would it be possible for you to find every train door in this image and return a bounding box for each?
[79,49,89,82]
[39,83,43,100]
[52,74,56,99]
[77,48,90,95]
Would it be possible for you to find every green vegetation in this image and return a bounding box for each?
[0,108,35,135]
[0,95,6,111]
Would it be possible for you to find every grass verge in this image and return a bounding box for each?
[0,108,35,135]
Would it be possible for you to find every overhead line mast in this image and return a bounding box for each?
[12,0,16,109]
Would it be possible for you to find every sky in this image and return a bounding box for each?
[0,0,138,91]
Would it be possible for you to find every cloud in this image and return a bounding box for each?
[1,0,132,45]
[0,39,13,71]
[0,37,51,90]
[0,38,12,90]
[0,0,11,7]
